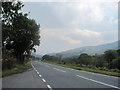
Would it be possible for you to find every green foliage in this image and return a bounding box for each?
[42,55,51,60]
[2,1,40,65]
[2,61,32,77]
[104,50,117,62]
[117,49,120,56]
[78,53,92,66]
[2,1,24,42]
[63,57,78,65]
[95,55,106,68]
[104,50,117,69]
[2,52,16,70]
[42,49,120,73]
[39,60,120,77]
[42,55,62,62]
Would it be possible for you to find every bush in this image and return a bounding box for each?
[76,64,82,67]
[87,65,96,69]
[101,67,109,71]
[110,69,120,73]
[2,54,16,70]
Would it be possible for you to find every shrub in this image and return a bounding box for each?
[2,54,16,70]
[111,69,120,73]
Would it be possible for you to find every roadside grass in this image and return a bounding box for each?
[36,60,120,77]
[2,61,32,77]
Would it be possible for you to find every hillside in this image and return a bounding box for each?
[54,41,118,58]
[33,41,119,58]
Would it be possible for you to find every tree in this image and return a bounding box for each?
[78,53,92,66]
[42,55,50,60]
[2,1,24,43]
[104,50,117,69]
[12,15,40,63]
[111,49,120,69]
[2,1,40,64]
[95,56,106,68]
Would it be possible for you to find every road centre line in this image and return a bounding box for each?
[53,68,66,72]
[77,75,120,89]
[32,61,118,89]
[45,62,118,79]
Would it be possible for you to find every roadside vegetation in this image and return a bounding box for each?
[2,1,40,77]
[36,49,120,77]
[2,61,32,77]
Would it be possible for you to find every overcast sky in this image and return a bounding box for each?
[21,0,118,55]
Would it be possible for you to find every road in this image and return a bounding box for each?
[2,60,120,89]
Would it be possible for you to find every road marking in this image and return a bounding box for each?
[59,64,118,78]
[53,68,66,72]
[77,75,120,89]
[46,65,50,67]
[37,72,39,74]
[39,74,42,77]
[40,61,119,79]
[47,85,53,90]
[31,63,36,70]
[42,78,46,82]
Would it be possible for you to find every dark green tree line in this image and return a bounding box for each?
[42,49,120,71]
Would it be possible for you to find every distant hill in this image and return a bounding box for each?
[33,41,119,58]
[49,41,119,58]
[31,52,43,59]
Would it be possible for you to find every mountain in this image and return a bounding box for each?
[49,41,119,58]
[31,52,43,59]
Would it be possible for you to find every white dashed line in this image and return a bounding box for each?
[41,61,118,79]
[77,75,120,89]
[32,61,53,90]
[39,74,42,77]
[47,85,53,90]
[53,68,66,72]
[31,63,36,70]
[37,72,39,74]
[42,78,46,82]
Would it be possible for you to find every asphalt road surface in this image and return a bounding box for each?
[2,60,120,89]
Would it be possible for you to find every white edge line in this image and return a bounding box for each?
[31,62,37,70]
[31,63,37,71]
[31,62,40,77]
[37,72,39,74]
[47,85,52,90]
[42,78,46,82]
[77,75,120,89]
[39,75,42,77]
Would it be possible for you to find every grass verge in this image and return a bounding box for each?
[36,60,120,77]
[2,61,32,77]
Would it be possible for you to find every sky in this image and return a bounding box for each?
[20,0,118,55]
